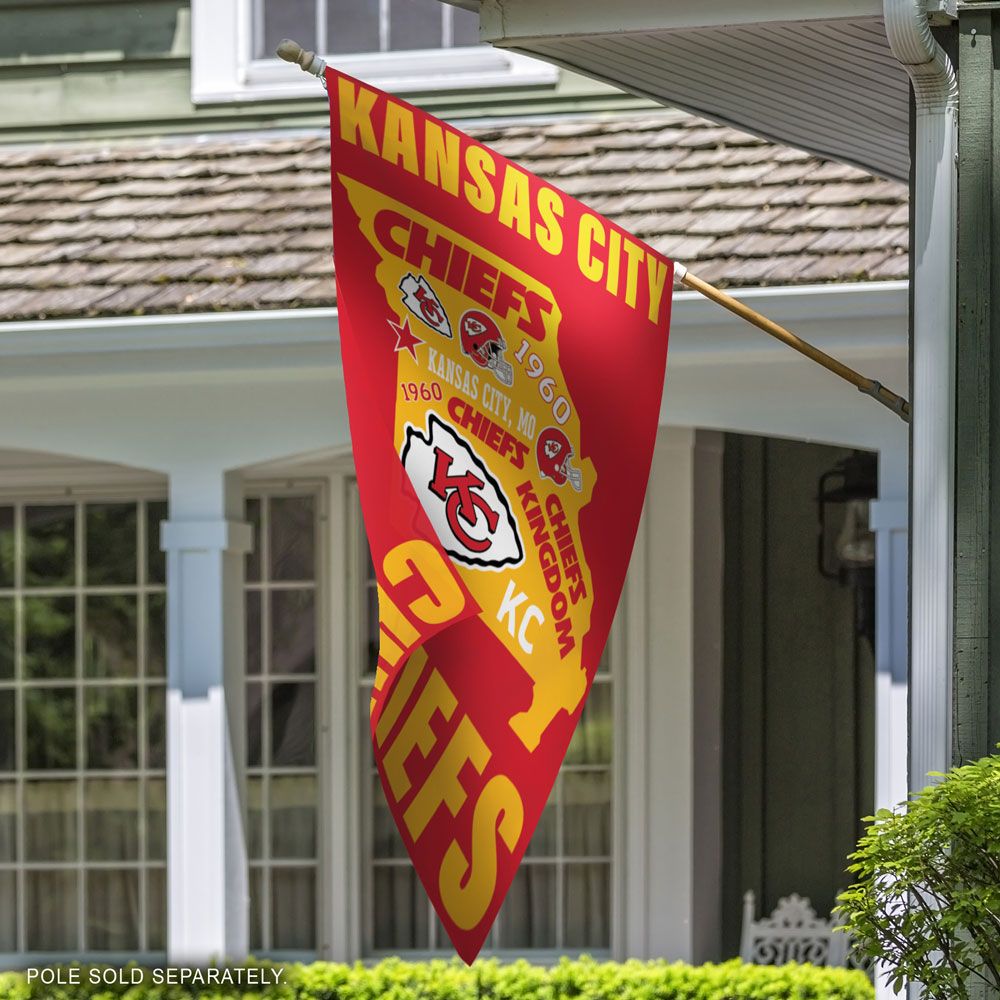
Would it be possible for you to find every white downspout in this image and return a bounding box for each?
[881,4,957,996]
[883,0,957,788]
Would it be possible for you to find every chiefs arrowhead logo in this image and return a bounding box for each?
[401,413,523,570]
[399,273,452,338]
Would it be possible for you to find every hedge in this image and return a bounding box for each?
[0,957,874,1000]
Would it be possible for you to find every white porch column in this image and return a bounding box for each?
[619,427,724,961]
[871,450,909,814]
[871,450,908,1000]
[162,468,252,964]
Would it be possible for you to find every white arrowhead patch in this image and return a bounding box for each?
[401,413,523,570]
[399,273,452,338]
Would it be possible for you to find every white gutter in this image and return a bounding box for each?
[0,282,905,358]
[0,307,341,357]
[0,283,907,389]
[882,1,957,794]
[0,308,344,387]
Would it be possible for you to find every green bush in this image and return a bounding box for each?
[838,751,1000,999]
[0,956,873,1000]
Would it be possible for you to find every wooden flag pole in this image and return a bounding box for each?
[277,39,912,424]
[676,264,910,422]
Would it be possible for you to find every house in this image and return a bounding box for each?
[0,0,909,971]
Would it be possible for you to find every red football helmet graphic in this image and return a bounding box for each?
[536,427,583,492]
[459,310,514,387]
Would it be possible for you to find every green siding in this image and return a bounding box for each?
[0,0,189,64]
[0,0,651,142]
[954,11,1000,767]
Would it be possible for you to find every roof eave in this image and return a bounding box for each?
[448,0,912,181]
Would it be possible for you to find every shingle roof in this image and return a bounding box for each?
[0,112,908,322]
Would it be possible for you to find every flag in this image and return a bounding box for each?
[327,67,672,962]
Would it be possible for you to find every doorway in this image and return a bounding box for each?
[720,434,876,955]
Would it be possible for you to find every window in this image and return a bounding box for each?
[190,0,557,104]
[244,489,322,955]
[354,485,613,955]
[0,496,167,956]
[253,0,481,60]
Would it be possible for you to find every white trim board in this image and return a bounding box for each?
[0,309,341,386]
[0,280,906,363]
[477,0,886,43]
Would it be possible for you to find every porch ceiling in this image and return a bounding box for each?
[458,1,912,181]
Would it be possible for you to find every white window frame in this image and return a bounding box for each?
[0,480,169,967]
[245,457,364,963]
[190,0,558,105]
[243,479,329,962]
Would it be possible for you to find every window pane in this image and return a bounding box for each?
[0,782,15,861]
[271,774,317,859]
[525,777,557,857]
[246,591,261,677]
[563,770,611,857]
[596,640,611,676]
[565,681,611,765]
[372,867,429,950]
[451,5,480,46]
[0,871,15,951]
[270,496,315,581]
[85,778,139,861]
[327,0,380,54]
[260,0,318,60]
[245,498,261,583]
[26,687,76,770]
[371,773,406,859]
[147,778,166,861]
[147,685,165,769]
[365,584,378,677]
[270,589,315,675]
[0,597,13,680]
[24,595,75,680]
[0,507,13,589]
[363,531,375,584]
[85,595,138,678]
[86,686,138,770]
[564,862,610,948]
[0,690,13,772]
[86,869,139,951]
[25,505,74,587]
[247,776,263,860]
[389,0,443,51]
[249,866,265,951]
[146,593,166,678]
[26,869,78,950]
[247,681,263,767]
[271,682,315,766]
[147,867,166,951]
[358,693,375,773]
[25,779,77,861]
[497,864,556,948]
[271,866,316,950]
[86,503,137,586]
[146,501,167,585]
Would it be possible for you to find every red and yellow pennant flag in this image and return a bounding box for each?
[327,68,672,961]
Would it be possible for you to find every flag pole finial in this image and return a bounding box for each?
[276,38,327,79]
